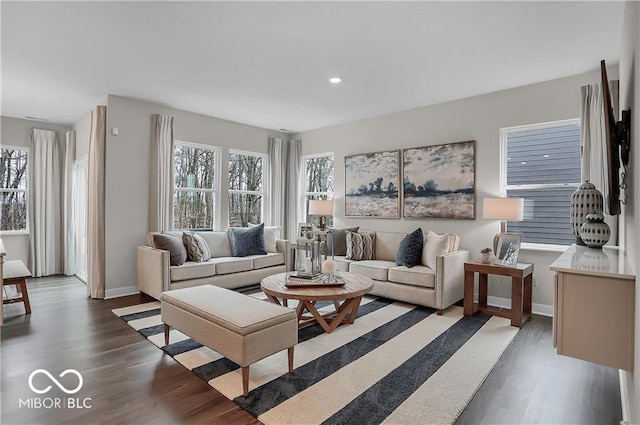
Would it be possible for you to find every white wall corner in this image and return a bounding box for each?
[619,370,632,424]
[104,286,139,299]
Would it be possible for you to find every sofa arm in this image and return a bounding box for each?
[435,249,469,311]
[137,245,170,300]
[276,239,291,270]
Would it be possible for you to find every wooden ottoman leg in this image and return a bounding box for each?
[164,323,170,346]
[242,366,250,396]
[19,279,31,314]
[288,347,294,372]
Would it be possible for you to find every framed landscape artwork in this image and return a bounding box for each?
[344,150,400,218]
[402,140,476,219]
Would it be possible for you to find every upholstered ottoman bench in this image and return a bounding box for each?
[160,285,297,396]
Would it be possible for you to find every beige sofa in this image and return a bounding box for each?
[334,230,468,313]
[137,230,289,300]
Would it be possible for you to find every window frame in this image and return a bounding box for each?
[500,118,581,249]
[173,140,221,230]
[228,149,269,227]
[0,145,30,235]
[301,152,335,223]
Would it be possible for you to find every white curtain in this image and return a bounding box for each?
[580,80,619,244]
[150,114,174,232]
[267,137,285,228]
[87,105,106,299]
[28,129,62,277]
[63,130,77,276]
[285,139,303,240]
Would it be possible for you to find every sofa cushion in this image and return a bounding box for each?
[422,231,452,270]
[375,231,408,262]
[349,260,395,281]
[197,231,233,258]
[388,265,436,289]
[250,222,281,253]
[396,228,423,268]
[229,224,267,257]
[249,252,285,269]
[152,232,187,266]
[346,231,375,260]
[208,257,253,275]
[333,256,353,272]
[170,261,216,282]
[327,227,359,256]
[183,232,211,262]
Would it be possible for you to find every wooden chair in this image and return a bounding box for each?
[3,260,32,314]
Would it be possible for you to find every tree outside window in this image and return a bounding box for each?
[1,147,28,232]
[303,153,334,226]
[228,151,266,227]
[173,143,218,230]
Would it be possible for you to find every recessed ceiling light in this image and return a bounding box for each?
[329,77,341,84]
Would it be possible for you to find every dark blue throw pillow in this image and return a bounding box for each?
[396,228,424,268]
[229,223,267,257]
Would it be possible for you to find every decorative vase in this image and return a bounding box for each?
[580,213,610,249]
[570,181,604,245]
[481,252,491,263]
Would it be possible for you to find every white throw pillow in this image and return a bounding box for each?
[249,223,281,253]
[422,231,451,270]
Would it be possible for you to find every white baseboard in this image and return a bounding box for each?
[105,286,139,299]
[473,294,553,317]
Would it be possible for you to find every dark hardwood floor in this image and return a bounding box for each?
[1,276,622,425]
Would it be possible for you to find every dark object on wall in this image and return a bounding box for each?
[601,59,631,216]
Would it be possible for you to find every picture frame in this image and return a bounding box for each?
[402,140,476,219]
[298,223,314,241]
[496,233,522,267]
[344,150,401,218]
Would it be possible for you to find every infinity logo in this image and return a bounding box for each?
[28,369,83,395]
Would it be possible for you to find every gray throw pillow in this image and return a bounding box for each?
[152,232,187,266]
[183,232,211,262]
[328,227,359,256]
[397,228,424,268]
[345,231,375,261]
[229,223,267,257]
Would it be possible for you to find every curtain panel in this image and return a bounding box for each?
[28,128,62,277]
[268,137,285,229]
[580,80,619,244]
[87,105,106,299]
[285,139,303,240]
[150,114,175,232]
[63,130,77,276]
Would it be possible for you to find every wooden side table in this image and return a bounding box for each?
[463,259,533,327]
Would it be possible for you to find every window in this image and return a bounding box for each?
[228,150,267,227]
[302,153,334,225]
[173,142,219,230]
[1,146,28,232]
[501,119,581,246]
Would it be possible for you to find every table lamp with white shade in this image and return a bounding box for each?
[308,199,333,230]
[482,197,525,253]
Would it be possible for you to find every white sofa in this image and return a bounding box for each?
[334,230,468,313]
[137,230,289,300]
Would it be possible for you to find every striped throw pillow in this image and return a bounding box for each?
[346,231,375,261]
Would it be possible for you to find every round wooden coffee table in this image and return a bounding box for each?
[260,272,374,334]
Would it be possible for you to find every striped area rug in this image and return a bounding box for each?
[113,289,518,425]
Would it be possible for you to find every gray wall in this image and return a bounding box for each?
[619,1,639,421]
[0,116,71,264]
[293,69,617,312]
[102,95,287,296]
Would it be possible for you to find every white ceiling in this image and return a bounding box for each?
[1,1,625,133]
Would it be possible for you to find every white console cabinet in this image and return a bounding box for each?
[550,244,635,371]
